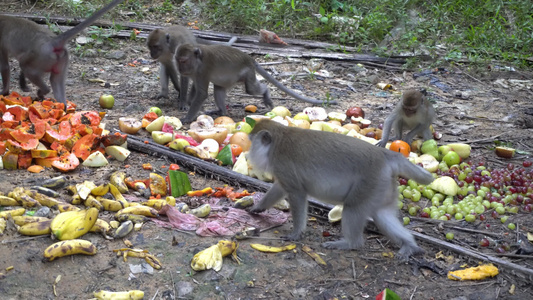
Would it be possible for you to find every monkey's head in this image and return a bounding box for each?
[146,29,168,59]
[248,120,280,173]
[402,90,424,117]
[176,44,201,76]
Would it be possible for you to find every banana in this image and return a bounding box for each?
[66,185,78,195]
[90,219,113,240]
[18,219,52,236]
[29,186,60,198]
[51,208,99,240]
[233,196,254,209]
[84,195,104,211]
[250,243,297,253]
[41,176,68,190]
[116,206,158,218]
[141,199,167,210]
[0,218,6,234]
[0,208,26,219]
[98,198,124,212]
[56,204,81,212]
[26,190,63,207]
[71,195,83,205]
[11,188,42,208]
[189,204,211,218]
[165,196,176,206]
[114,220,133,238]
[12,215,49,226]
[115,213,148,224]
[43,239,97,261]
[76,181,97,200]
[110,171,128,193]
[93,290,144,300]
[109,184,129,208]
[91,184,110,196]
[0,195,21,206]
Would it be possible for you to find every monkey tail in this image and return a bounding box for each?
[254,62,337,105]
[391,153,434,185]
[52,0,124,48]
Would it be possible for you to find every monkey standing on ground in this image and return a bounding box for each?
[376,89,435,147]
[0,0,124,108]
[176,44,336,123]
[248,119,434,259]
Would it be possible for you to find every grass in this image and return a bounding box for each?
[32,0,533,68]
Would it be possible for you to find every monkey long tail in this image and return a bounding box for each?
[52,0,124,48]
[392,154,434,185]
[254,62,337,105]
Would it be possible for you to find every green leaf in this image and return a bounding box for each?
[168,170,192,197]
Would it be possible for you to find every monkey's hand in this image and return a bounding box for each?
[248,207,266,214]
[375,140,387,148]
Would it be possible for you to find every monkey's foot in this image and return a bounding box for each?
[21,87,30,92]
[396,244,424,261]
[281,231,303,241]
[154,93,169,99]
[248,207,266,214]
[37,88,50,99]
[1,89,9,96]
[322,239,362,250]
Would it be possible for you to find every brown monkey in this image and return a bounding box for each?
[147,26,238,109]
[0,0,124,108]
[248,119,433,259]
[376,89,435,147]
[176,44,335,123]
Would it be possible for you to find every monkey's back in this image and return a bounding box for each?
[0,16,55,57]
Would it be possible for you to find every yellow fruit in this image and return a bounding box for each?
[18,220,52,236]
[93,290,144,300]
[51,208,99,240]
[12,215,49,226]
[110,171,128,193]
[43,239,97,262]
[0,195,20,206]
[116,206,158,218]
[0,208,26,219]
[250,243,297,253]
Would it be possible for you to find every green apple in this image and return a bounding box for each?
[271,106,291,118]
[438,145,452,158]
[442,151,461,167]
[293,112,310,122]
[264,111,277,118]
[168,138,190,152]
[152,131,174,145]
[421,139,439,159]
[99,94,115,109]
[235,122,252,134]
[149,106,163,117]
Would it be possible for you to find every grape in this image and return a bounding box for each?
[454,213,464,220]
[523,160,532,167]
[508,223,516,230]
[465,214,476,222]
[495,206,505,215]
[403,217,410,225]
[438,216,448,221]
[408,206,418,216]
[479,238,490,247]
[412,190,421,202]
[500,215,509,223]
[446,232,454,240]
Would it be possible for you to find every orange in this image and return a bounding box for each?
[390,140,411,157]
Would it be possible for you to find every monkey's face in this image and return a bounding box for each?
[176,46,197,76]
[148,45,163,59]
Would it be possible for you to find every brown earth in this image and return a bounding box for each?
[1,1,533,300]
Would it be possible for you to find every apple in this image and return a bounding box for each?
[152,131,174,145]
[198,139,220,158]
[118,117,142,134]
[421,139,439,159]
[264,111,277,118]
[99,94,115,109]
[438,145,452,158]
[229,132,251,151]
[149,106,163,117]
[346,106,365,118]
[293,112,310,122]
[168,138,190,152]
[328,112,346,122]
[271,106,291,118]
[145,116,166,132]
[442,151,461,167]
[235,122,252,134]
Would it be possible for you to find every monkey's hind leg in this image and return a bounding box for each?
[0,53,11,95]
[244,74,273,109]
[19,70,30,92]
[208,85,227,115]
[283,191,308,241]
[322,203,366,250]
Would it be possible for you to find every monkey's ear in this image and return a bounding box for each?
[193,48,203,59]
[257,130,273,146]
[165,33,170,44]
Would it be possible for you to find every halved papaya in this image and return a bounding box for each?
[6,138,39,153]
[6,106,28,121]
[101,132,127,147]
[43,121,72,144]
[29,110,57,126]
[0,128,13,140]
[70,111,101,127]
[72,133,101,161]
[52,152,79,172]
[10,120,46,143]
[17,151,33,169]
[0,141,6,155]
[29,102,50,119]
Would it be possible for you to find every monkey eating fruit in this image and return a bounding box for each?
[376,89,435,147]
[248,119,434,259]
[176,44,336,123]
[0,0,124,108]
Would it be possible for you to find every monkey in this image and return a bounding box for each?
[176,43,336,123]
[147,26,238,109]
[0,0,124,108]
[376,89,435,148]
[247,119,434,259]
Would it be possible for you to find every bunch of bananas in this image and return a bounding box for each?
[50,207,99,240]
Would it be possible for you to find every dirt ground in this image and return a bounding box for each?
[1,2,533,300]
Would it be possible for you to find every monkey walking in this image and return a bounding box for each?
[176,44,337,123]
[0,0,124,108]
[248,119,434,259]
[376,89,435,147]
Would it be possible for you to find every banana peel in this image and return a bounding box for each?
[93,290,144,300]
[302,245,327,266]
[191,240,238,272]
[448,264,499,281]
[250,243,296,253]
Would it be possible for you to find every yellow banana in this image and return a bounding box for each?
[250,243,297,253]
[90,219,112,236]
[43,239,97,261]
[0,208,26,219]
[66,185,78,195]
[26,190,63,207]
[51,208,99,240]
[56,204,81,212]
[116,206,158,218]
[115,213,148,224]
[0,195,20,206]
[141,199,167,210]
[84,195,104,211]
[109,184,129,208]
[18,219,52,236]
[0,218,6,234]
[189,204,211,218]
[40,175,68,190]
[114,220,134,238]
[165,196,176,206]
[12,215,49,226]
[91,184,110,196]
[98,198,124,212]
[76,181,97,200]
[13,191,41,208]
[71,195,82,205]
[110,171,128,193]
[93,290,144,300]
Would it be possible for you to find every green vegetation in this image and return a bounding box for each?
[38,0,533,67]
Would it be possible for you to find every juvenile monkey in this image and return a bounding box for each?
[248,119,434,259]
[146,26,196,107]
[176,44,335,123]
[147,26,238,108]
[376,89,435,147]
[0,0,124,108]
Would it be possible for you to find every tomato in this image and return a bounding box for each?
[169,164,180,171]
[389,140,411,157]
[230,144,243,157]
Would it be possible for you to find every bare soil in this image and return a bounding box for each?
[1,2,533,300]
